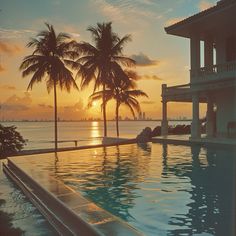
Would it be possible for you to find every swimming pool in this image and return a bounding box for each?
[31,143,235,236]
[0,161,56,236]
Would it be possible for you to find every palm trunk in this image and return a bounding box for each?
[116,101,119,137]
[53,80,58,151]
[102,83,107,137]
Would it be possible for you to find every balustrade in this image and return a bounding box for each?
[191,61,236,78]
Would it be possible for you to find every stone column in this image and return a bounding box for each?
[161,84,168,136]
[204,38,214,71]
[191,93,201,139]
[190,35,200,82]
[206,96,214,137]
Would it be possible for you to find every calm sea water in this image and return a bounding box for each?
[2,121,190,150]
[33,143,235,236]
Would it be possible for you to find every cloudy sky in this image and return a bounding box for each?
[0,0,217,120]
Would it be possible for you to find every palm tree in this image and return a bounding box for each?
[75,22,134,137]
[89,71,148,137]
[20,23,79,151]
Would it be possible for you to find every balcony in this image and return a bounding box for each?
[163,84,190,96]
[162,61,236,103]
[162,84,192,102]
[191,61,236,82]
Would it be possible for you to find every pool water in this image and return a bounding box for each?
[47,143,235,236]
[0,161,57,236]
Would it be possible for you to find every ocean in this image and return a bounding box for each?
[2,121,190,150]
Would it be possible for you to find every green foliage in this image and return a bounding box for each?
[0,124,26,158]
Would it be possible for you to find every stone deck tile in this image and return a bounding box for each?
[57,192,90,209]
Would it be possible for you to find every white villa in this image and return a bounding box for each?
[162,0,236,139]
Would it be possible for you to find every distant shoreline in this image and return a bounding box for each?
[0,119,192,123]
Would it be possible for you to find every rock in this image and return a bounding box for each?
[169,124,191,135]
[151,126,161,137]
[136,127,152,142]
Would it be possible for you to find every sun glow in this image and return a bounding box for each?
[92,101,98,107]
[90,121,101,145]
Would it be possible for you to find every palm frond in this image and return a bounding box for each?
[113,56,135,67]
[27,66,47,91]
[20,23,78,94]
[111,34,132,55]
[126,90,148,98]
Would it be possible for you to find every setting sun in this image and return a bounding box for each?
[92,101,98,107]
[0,1,236,235]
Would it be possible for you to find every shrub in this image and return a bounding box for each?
[0,124,26,158]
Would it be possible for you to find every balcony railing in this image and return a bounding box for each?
[162,84,190,96]
[191,61,236,79]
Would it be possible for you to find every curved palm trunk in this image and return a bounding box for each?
[53,80,58,151]
[115,101,120,137]
[102,84,107,137]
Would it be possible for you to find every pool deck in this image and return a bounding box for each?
[3,152,143,236]
[11,135,236,158]
[3,135,235,235]
[152,134,236,147]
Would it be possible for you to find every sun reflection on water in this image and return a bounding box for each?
[90,121,101,145]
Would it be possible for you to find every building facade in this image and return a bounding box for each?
[162,0,236,139]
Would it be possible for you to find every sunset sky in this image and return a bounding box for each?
[0,0,217,121]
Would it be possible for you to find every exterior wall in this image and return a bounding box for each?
[165,1,236,140]
[216,34,227,65]
[214,88,236,136]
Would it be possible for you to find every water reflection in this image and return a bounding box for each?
[165,145,236,236]
[54,144,152,221]
[90,121,101,145]
[137,142,152,153]
[80,145,152,221]
[51,143,235,235]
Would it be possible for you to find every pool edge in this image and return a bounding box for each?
[3,156,144,236]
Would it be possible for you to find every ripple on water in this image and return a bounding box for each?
[20,143,236,236]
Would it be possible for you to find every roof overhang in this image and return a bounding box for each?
[165,0,236,40]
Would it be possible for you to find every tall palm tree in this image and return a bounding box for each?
[75,22,134,137]
[89,71,148,137]
[20,23,79,151]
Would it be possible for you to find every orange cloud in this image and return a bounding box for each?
[199,1,214,11]
[0,64,5,72]
[3,92,32,111]
[0,41,22,55]
[166,17,185,26]
[61,99,88,119]
[0,84,16,90]
[38,103,53,109]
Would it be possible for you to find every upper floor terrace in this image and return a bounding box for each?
[165,0,236,85]
[162,0,236,103]
[191,61,236,82]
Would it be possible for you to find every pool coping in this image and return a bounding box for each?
[3,152,143,236]
[9,135,236,158]
[10,137,137,157]
[152,135,236,147]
